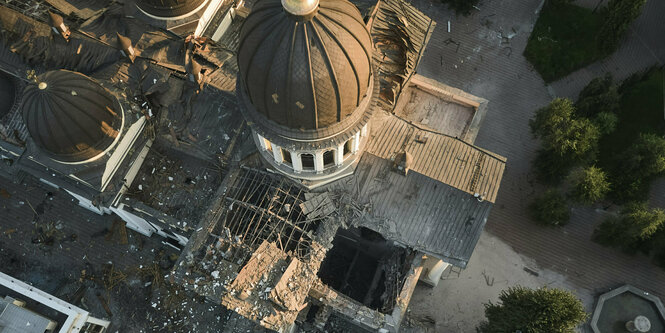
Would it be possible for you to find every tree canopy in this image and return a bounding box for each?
[575,74,621,118]
[530,98,600,160]
[594,202,665,254]
[571,166,610,204]
[619,133,665,177]
[597,0,647,53]
[478,286,587,333]
[528,189,570,226]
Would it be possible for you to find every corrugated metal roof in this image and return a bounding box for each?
[0,298,54,333]
[341,153,494,268]
[365,114,506,203]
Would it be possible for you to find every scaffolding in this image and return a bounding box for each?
[211,167,322,263]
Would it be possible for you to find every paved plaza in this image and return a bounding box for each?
[407,0,665,330]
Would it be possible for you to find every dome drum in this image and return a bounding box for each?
[252,123,369,184]
[236,72,374,149]
[135,0,209,20]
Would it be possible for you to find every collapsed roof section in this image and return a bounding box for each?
[329,152,497,268]
[173,167,334,332]
[370,0,435,107]
[215,167,325,258]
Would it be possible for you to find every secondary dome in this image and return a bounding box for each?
[0,71,16,119]
[238,0,373,130]
[22,70,123,163]
[136,0,208,19]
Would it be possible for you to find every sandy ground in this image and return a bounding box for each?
[407,231,595,332]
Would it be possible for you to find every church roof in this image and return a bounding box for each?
[237,0,373,131]
[0,70,16,119]
[365,115,506,203]
[135,0,207,19]
[21,70,123,163]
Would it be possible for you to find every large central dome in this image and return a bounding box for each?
[237,0,373,131]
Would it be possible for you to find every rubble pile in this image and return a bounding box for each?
[128,144,222,227]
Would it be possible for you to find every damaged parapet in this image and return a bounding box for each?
[179,238,327,332]
[186,56,205,92]
[116,33,136,63]
[223,241,327,331]
[48,11,70,41]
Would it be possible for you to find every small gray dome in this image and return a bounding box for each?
[238,0,373,130]
[22,70,123,163]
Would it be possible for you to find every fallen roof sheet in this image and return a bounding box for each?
[365,114,506,203]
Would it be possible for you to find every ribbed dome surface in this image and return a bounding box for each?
[136,0,207,18]
[238,0,373,130]
[0,71,16,118]
[22,70,123,163]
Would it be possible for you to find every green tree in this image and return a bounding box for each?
[478,286,588,333]
[530,98,600,160]
[597,0,647,53]
[575,74,621,117]
[570,166,610,204]
[528,189,570,226]
[620,133,665,176]
[611,133,665,202]
[532,148,576,184]
[593,202,665,254]
[593,112,619,135]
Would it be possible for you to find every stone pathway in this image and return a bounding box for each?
[409,0,665,305]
